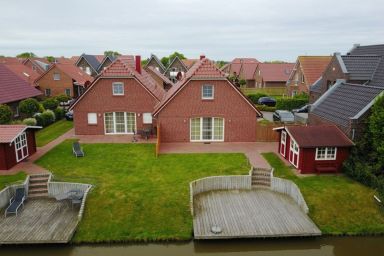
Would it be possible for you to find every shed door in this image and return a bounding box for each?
[280,131,287,157]
[15,132,29,162]
[289,139,299,168]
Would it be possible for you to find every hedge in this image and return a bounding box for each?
[54,107,65,120]
[42,98,59,110]
[276,98,308,110]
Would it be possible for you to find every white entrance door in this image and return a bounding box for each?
[15,132,28,162]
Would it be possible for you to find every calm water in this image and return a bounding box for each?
[0,237,383,256]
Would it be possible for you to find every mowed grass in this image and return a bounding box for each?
[262,152,384,235]
[35,141,249,242]
[36,119,73,147]
[0,172,27,190]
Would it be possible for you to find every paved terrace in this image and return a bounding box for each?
[0,198,78,244]
[194,189,321,239]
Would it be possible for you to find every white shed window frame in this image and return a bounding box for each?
[190,117,224,142]
[280,131,287,157]
[112,82,124,96]
[87,113,98,125]
[15,132,28,162]
[315,147,337,160]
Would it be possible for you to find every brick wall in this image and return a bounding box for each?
[35,66,74,97]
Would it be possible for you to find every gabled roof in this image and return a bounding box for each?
[34,63,93,86]
[97,55,117,71]
[257,63,295,82]
[0,125,41,143]
[369,57,384,87]
[145,66,173,85]
[0,64,42,104]
[282,125,354,148]
[349,44,384,56]
[311,81,383,128]
[0,58,40,84]
[153,57,262,116]
[145,54,166,72]
[241,63,258,80]
[225,58,260,79]
[182,59,199,69]
[164,56,189,73]
[76,54,104,73]
[292,56,332,85]
[341,55,382,81]
[309,76,323,93]
[22,58,50,72]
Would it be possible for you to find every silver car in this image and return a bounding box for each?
[273,110,295,123]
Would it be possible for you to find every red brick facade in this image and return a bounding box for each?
[156,80,259,142]
[35,66,74,97]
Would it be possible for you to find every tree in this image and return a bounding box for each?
[45,56,55,63]
[160,56,169,67]
[104,51,121,57]
[215,60,227,69]
[19,98,40,117]
[42,98,59,110]
[161,52,186,67]
[16,52,36,59]
[0,104,12,124]
[369,95,384,164]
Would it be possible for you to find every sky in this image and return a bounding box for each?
[0,0,383,62]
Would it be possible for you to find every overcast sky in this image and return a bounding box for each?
[0,0,383,62]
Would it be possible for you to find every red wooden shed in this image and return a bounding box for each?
[274,125,354,174]
[0,125,40,170]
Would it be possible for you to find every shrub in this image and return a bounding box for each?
[23,118,37,126]
[53,107,65,120]
[247,93,268,104]
[55,94,71,103]
[38,103,45,113]
[19,98,40,117]
[275,98,308,111]
[256,104,276,112]
[42,98,59,110]
[34,113,44,127]
[38,110,56,127]
[0,104,12,124]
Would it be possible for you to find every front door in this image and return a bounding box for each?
[15,132,28,162]
[289,139,299,168]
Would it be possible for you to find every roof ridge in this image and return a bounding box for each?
[343,82,384,90]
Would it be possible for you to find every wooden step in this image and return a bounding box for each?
[29,182,48,189]
[28,192,48,198]
[29,173,50,178]
[252,180,271,186]
[29,177,49,183]
[252,176,271,182]
[29,188,48,194]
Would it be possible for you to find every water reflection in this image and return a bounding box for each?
[0,237,383,256]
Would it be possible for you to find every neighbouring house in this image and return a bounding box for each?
[75,54,105,77]
[221,58,260,87]
[0,125,40,170]
[145,54,166,74]
[0,57,40,85]
[286,56,332,97]
[274,125,354,174]
[69,55,165,135]
[145,66,173,91]
[97,55,117,73]
[0,64,42,117]
[34,63,93,98]
[153,56,262,143]
[254,63,295,89]
[308,44,384,140]
[22,58,50,75]
[164,56,196,83]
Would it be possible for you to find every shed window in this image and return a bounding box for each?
[316,147,337,160]
[112,82,124,95]
[202,85,214,99]
[87,113,97,124]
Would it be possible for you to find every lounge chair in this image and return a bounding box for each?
[73,142,84,157]
[5,188,26,217]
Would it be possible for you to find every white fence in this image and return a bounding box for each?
[271,177,309,213]
[0,176,30,209]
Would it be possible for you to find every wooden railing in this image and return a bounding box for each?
[271,177,309,213]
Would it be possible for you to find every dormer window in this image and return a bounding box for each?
[112,82,124,95]
[202,85,214,99]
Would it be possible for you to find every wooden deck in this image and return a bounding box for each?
[0,198,79,244]
[193,189,321,239]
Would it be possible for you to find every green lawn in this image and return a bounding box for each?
[36,119,73,147]
[262,152,384,235]
[0,172,27,190]
[35,141,250,242]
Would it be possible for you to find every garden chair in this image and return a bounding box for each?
[5,188,26,217]
[73,141,85,157]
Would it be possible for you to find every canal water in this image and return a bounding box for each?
[1,237,383,256]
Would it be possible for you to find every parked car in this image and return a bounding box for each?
[273,110,295,123]
[292,104,310,113]
[257,97,276,107]
[65,110,73,121]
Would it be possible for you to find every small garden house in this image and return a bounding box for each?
[274,125,354,174]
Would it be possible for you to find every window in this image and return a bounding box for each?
[87,113,97,124]
[104,112,136,134]
[280,131,287,156]
[14,106,19,118]
[65,88,71,96]
[53,73,60,80]
[316,147,337,160]
[112,82,124,95]
[85,66,91,75]
[190,117,224,142]
[143,113,153,124]
[45,88,51,97]
[301,74,305,83]
[202,85,214,99]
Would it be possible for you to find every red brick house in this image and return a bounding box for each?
[69,56,165,135]
[34,63,93,98]
[0,125,40,170]
[22,58,50,74]
[254,63,295,88]
[153,56,262,143]
[0,58,40,86]
[274,125,354,174]
[221,58,260,87]
[145,66,173,91]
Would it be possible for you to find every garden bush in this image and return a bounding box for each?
[42,98,59,110]
[0,104,12,124]
[53,107,65,120]
[34,113,44,127]
[40,110,56,126]
[276,98,308,110]
[38,103,45,113]
[19,98,40,117]
[55,94,71,103]
[22,118,37,126]
[256,104,276,112]
[247,93,268,104]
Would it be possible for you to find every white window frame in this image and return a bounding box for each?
[85,66,91,75]
[15,132,28,162]
[301,73,305,83]
[104,112,136,135]
[87,113,97,125]
[53,73,60,81]
[202,85,214,100]
[289,139,299,168]
[65,88,71,96]
[45,88,51,97]
[112,82,124,96]
[143,113,153,124]
[190,117,224,142]
[315,147,337,160]
[280,131,287,157]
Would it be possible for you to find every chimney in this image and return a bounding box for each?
[200,54,206,60]
[135,55,141,74]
